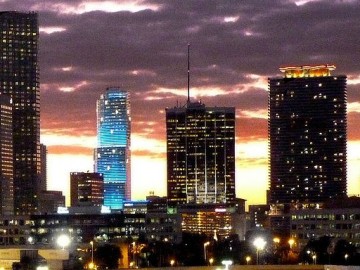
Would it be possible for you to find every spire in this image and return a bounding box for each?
[187,43,190,104]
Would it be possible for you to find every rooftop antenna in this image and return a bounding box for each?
[187,43,190,104]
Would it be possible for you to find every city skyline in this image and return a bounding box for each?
[1,1,360,206]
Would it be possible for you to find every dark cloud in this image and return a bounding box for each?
[2,0,360,142]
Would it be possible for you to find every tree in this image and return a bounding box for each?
[95,243,122,269]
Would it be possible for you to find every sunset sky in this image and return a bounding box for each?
[2,0,360,206]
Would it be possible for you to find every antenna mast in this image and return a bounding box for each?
[187,43,190,104]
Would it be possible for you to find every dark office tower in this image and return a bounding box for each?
[166,102,236,205]
[39,144,47,193]
[95,88,131,210]
[0,95,13,215]
[269,65,347,205]
[0,12,40,214]
[70,172,104,207]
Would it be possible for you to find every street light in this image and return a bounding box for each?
[312,254,317,265]
[253,237,266,265]
[56,234,70,250]
[273,237,280,245]
[288,238,295,249]
[221,260,233,270]
[204,241,210,262]
[344,253,349,264]
[209,257,214,266]
[246,256,251,265]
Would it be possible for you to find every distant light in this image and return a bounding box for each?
[36,266,49,270]
[57,207,69,214]
[101,205,111,213]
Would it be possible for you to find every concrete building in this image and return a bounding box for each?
[70,172,104,207]
[290,197,360,251]
[179,199,247,240]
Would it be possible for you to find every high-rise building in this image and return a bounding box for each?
[166,101,236,204]
[0,12,40,214]
[39,144,47,193]
[94,88,131,210]
[70,172,104,207]
[268,65,347,205]
[0,95,13,215]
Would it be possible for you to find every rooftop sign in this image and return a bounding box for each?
[279,64,336,78]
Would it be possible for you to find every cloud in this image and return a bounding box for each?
[2,0,360,203]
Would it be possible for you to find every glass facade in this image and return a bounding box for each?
[95,88,131,210]
[166,101,236,205]
[269,65,347,204]
[0,12,40,214]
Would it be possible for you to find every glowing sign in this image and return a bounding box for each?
[279,64,336,78]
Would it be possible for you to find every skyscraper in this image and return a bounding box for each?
[0,95,13,215]
[268,65,347,205]
[39,144,47,193]
[0,12,40,214]
[166,101,236,205]
[95,88,131,210]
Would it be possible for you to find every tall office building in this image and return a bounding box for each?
[70,172,104,207]
[39,144,47,193]
[269,65,347,205]
[166,101,236,204]
[0,95,13,215]
[0,12,40,214]
[94,88,131,210]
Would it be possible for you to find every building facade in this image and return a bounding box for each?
[166,101,236,205]
[269,65,347,205]
[39,144,47,193]
[70,172,104,207]
[0,95,13,215]
[290,204,360,250]
[178,200,246,240]
[0,12,40,214]
[38,190,65,214]
[95,88,131,210]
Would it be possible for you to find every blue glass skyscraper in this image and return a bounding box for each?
[95,88,131,210]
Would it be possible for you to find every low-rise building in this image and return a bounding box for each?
[290,197,360,250]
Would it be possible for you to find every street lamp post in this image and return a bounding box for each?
[312,254,317,265]
[246,256,251,265]
[253,237,266,265]
[203,241,210,262]
[90,241,94,264]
